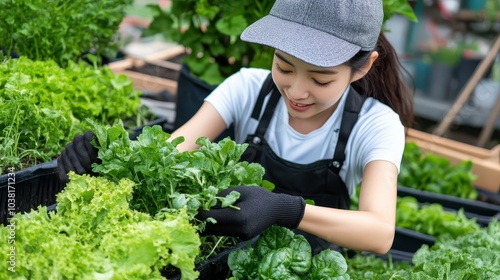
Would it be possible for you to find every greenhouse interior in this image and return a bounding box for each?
[1,0,500,279]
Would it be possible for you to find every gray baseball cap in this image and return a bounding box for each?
[241,0,383,67]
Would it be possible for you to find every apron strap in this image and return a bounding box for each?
[330,88,365,173]
[250,73,280,139]
[251,73,276,120]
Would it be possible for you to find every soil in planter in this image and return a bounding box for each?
[411,116,500,150]
[126,53,187,81]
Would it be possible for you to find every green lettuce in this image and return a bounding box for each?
[0,173,200,279]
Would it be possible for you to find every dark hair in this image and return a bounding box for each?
[349,32,414,128]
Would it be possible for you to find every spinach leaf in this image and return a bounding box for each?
[258,248,302,280]
[228,225,349,280]
[307,249,349,280]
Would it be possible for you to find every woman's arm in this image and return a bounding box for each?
[297,160,398,254]
[170,101,228,152]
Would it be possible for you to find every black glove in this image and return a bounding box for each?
[197,186,306,240]
[57,130,100,183]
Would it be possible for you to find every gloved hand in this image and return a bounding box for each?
[197,186,306,240]
[57,130,100,183]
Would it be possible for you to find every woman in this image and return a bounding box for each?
[58,0,413,255]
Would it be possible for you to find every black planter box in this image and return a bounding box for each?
[397,186,500,222]
[391,227,435,253]
[0,117,172,225]
[175,64,234,142]
[0,160,63,225]
[168,239,254,280]
[345,247,414,264]
[376,249,414,263]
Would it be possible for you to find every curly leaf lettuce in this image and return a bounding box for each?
[0,173,200,279]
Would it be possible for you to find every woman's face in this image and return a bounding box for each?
[271,50,355,123]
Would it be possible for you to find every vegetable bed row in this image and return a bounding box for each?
[2,119,500,279]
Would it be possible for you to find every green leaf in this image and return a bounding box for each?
[219,190,241,209]
[215,15,248,36]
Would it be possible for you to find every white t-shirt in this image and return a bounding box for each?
[205,68,405,196]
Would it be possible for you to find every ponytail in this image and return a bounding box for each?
[349,33,414,128]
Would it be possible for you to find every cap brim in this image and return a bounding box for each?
[241,15,361,68]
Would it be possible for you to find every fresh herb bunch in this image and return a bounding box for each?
[0,0,132,67]
[88,119,269,261]
[0,57,143,173]
[398,142,478,199]
[88,119,266,221]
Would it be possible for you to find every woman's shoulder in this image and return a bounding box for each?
[226,67,271,87]
[211,68,272,102]
[354,97,405,139]
[360,97,402,123]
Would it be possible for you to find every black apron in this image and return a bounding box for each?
[240,74,365,253]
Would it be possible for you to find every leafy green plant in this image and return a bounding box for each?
[0,173,200,279]
[0,57,145,174]
[346,221,500,279]
[89,120,266,221]
[0,0,132,67]
[143,0,275,85]
[352,187,481,241]
[425,41,479,66]
[345,253,412,279]
[398,142,478,199]
[410,220,500,279]
[227,225,350,279]
[396,196,481,241]
[87,119,269,262]
[382,0,418,26]
[143,0,418,86]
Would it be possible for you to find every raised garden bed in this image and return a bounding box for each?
[406,128,500,193]
[108,45,185,95]
[398,185,500,218]
[168,238,255,280]
[391,227,436,254]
